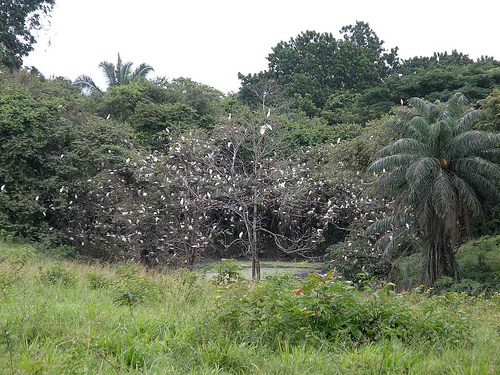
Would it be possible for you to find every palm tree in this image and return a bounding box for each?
[367,93,500,287]
[74,53,154,94]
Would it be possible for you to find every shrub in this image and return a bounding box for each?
[113,263,152,311]
[212,259,243,285]
[39,265,78,286]
[456,235,500,290]
[214,271,471,348]
[86,269,110,289]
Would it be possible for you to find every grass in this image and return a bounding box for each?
[0,243,498,374]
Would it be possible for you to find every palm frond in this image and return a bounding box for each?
[447,130,491,159]
[408,116,430,142]
[99,61,116,87]
[431,169,454,218]
[386,118,422,139]
[441,92,467,121]
[73,75,101,94]
[478,148,500,163]
[388,138,429,155]
[453,156,500,181]
[405,173,434,207]
[450,174,481,218]
[368,154,414,173]
[365,216,395,236]
[118,62,133,85]
[132,63,154,81]
[408,97,432,119]
[405,157,439,183]
[459,172,500,203]
[453,109,484,136]
[374,166,407,195]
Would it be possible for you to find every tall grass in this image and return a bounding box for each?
[0,243,498,374]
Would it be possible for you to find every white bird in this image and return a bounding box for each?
[337,138,341,144]
[267,109,271,117]
[260,126,266,135]
[106,114,111,120]
[228,113,232,121]
[35,196,39,201]
[266,123,272,131]
[400,99,404,106]
[0,185,5,191]
[239,232,243,239]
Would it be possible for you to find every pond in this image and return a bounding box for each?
[201,260,323,280]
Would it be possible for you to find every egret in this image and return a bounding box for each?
[106,114,111,120]
[267,109,271,117]
[228,113,232,121]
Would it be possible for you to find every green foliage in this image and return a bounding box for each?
[39,264,78,286]
[213,259,243,285]
[215,271,472,348]
[266,29,384,109]
[113,263,152,310]
[0,246,498,374]
[0,1,55,70]
[86,269,111,289]
[478,87,500,132]
[74,53,154,94]
[358,54,500,121]
[456,235,500,289]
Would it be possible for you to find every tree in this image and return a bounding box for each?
[0,0,55,70]
[201,110,334,279]
[263,25,397,109]
[340,21,400,78]
[74,53,154,94]
[367,93,500,286]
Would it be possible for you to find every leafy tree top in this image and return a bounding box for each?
[74,53,154,94]
[0,0,55,70]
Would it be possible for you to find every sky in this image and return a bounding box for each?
[24,0,500,94]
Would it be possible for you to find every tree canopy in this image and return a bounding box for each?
[0,0,55,70]
[74,53,154,94]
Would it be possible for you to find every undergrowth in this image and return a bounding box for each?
[0,243,498,374]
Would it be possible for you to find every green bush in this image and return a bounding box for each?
[39,264,78,286]
[113,263,152,310]
[86,269,110,289]
[456,235,500,290]
[214,271,471,348]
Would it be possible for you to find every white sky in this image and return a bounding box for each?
[24,0,500,94]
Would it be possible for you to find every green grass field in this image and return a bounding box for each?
[0,242,499,374]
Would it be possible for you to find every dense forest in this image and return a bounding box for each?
[1,1,500,289]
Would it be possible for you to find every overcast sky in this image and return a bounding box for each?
[24,0,500,94]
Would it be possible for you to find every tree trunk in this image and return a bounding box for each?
[422,215,458,287]
[251,201,260,280]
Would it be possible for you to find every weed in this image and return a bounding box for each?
[39,264,78,286]
[213,259,243,285]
